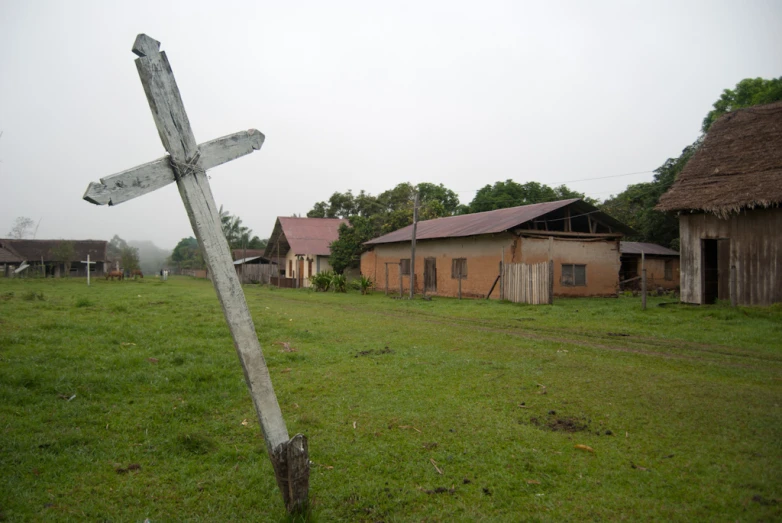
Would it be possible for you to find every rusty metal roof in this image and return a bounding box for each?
[620,242,679,256]
[264,217,349,258]
[366,199,632,244]
[0,239,108,262]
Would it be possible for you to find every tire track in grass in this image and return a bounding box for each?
[262,294,782,370]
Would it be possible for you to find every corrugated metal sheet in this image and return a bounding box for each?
[366,199,633,245]
[0,244,23,263]
[0,239,108,261]
[620,242,679,256]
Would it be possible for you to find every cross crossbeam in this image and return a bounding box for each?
[82,34,308,514]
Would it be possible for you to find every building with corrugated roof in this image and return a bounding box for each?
[361,199,634,299]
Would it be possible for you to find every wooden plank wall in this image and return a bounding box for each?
[236,264,279,284]
[502,262,550,304]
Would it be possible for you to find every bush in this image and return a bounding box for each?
[351,275,374,295]
[331,273,347,293]
[310,271,333,292]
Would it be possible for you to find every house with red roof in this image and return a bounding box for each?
[263,217,349,287]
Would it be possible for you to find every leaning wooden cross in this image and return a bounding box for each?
[83,34,309,513]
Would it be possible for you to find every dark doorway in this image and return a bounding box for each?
[702,239,730,304]
[424,258,437,293]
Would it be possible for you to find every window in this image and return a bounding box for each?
[664,259,673,281]
[400,259,411,275]
[451,258,467,279]
[561,264,586,286]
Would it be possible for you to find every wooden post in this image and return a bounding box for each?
[409,191,419,300]
[499,260,504,300]
[399,262,403,297]
[548,259,553,305]
[641,251,647,310]
[385,262,389,296]
[730,265,737,307]
[82,34,307,514]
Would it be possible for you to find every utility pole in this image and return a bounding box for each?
[409,190,419,300]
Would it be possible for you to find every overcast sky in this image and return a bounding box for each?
[1,0,780,250]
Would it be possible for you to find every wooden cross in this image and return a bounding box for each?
[81,254,96,286]
[83,34,308,513]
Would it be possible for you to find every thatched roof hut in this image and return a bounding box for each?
[656,101,782,217]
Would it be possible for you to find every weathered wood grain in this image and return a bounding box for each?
[82,129,264,206]
[133,33,290,452]
[82,33,306,512]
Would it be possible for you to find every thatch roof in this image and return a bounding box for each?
[656,102,782,216]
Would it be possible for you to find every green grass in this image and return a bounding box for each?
[1,276,780,521]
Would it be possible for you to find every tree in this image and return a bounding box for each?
[328,216,378,274]
[468,180,591,213]
[120,245,140,272]
[8,217,34,239]
[49,241,76,275]
[169,236,204,270]
[218,205,262,251]
[702,77,782,133]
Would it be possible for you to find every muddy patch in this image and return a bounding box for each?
[355,347,394,357]
[528,413,590,433]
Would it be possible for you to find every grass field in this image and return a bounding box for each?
[1,276,781,522]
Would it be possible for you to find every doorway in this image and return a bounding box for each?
[424,258,437,293]
[702,239,730,304]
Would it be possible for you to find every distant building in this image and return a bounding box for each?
[657,102,782,305]
[0,239,109,277]
[263,217,348,287]
[619,242,680,291]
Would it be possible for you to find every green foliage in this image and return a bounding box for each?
[328,217,379,274]
[330,272,347,292]
[702,76,782,133]
[169,237,204,270]
[309,271,333,292]
[218,205,267,251]
[120,245,140,272]
[351,275,374,295]
[48,241,76,274]
[601,141,699,250]
[468,180,592,213]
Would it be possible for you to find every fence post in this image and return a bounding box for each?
[730,265,737,307]
[385,263,389,296]
[641,251,647,310]
[399,263,403,297]
[548,260,553,304]
[499,260,504,301]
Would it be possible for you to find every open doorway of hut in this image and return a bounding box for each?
[702,238,730,304]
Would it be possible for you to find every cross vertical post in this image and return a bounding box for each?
[83,34,308,514]
[81,254,95,285]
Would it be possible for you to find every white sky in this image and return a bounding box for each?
[1,0,780,250]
